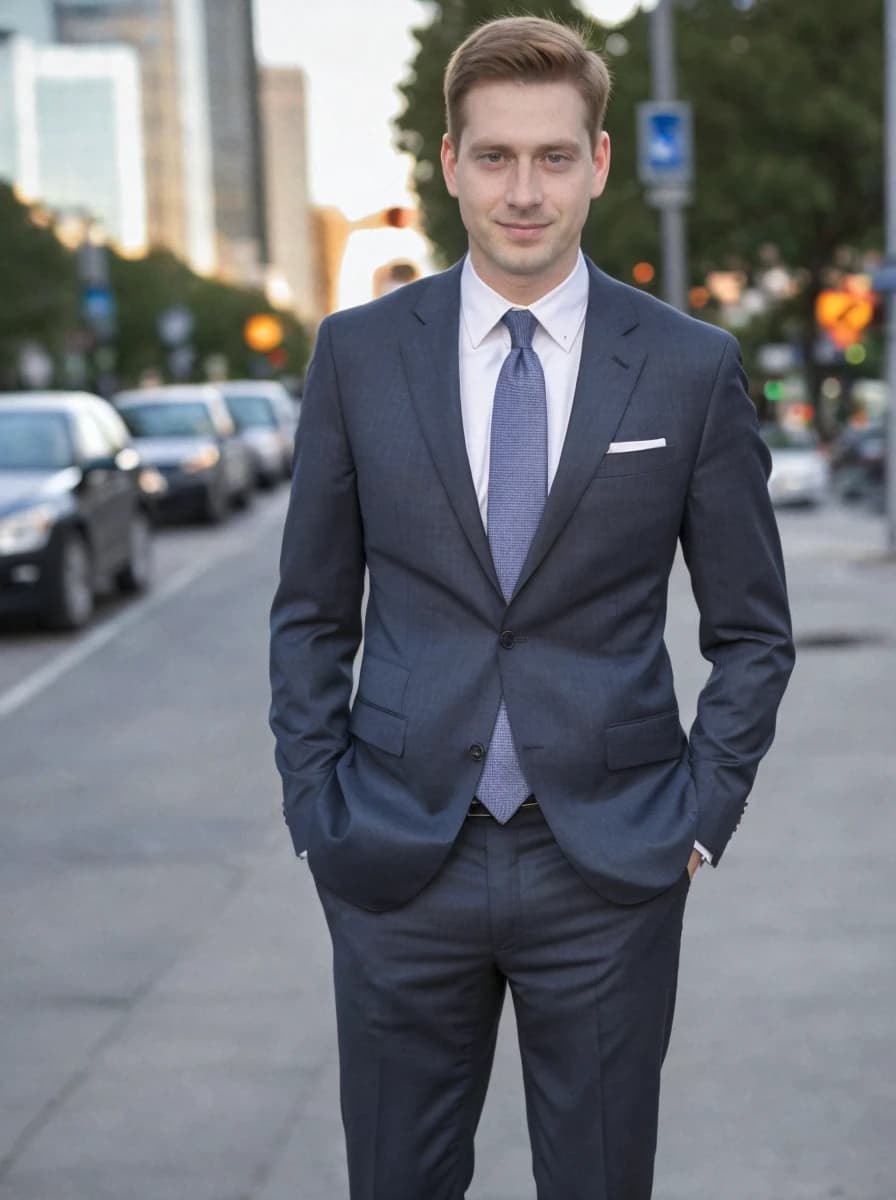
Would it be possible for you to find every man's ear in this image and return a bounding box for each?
[591,130,611,200]
[441,133,460,198]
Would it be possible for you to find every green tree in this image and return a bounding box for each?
[395,0,884,404]
[0,183,80,387]
[110,249,311,386]
[0,182,311,391]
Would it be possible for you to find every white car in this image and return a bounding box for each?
[762,424,829,507]
[218,380,298,487]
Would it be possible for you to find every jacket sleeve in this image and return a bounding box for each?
[269,317,365,855]
[679,333,795,863]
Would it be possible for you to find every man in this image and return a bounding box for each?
[270,15,794,1200]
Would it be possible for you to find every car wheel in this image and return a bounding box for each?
[233,478,253,510]
[46,531,94,630]
[116,509,154,594]
[203,479,229,524]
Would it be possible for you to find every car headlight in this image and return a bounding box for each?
[138,467,168,495]
[181,446,220,473]
[0,504,55,556]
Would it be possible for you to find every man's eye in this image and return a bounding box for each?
[480,153,504,164]
[545,153,571,165]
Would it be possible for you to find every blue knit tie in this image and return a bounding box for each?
[477,309,547,822]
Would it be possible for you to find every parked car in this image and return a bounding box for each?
[218,380,298,487]
[0,391,156,629]
[829,421,886,510]
[114,385,254,522]
[761,424,829,507]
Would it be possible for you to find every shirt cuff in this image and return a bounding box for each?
[694,840,714,865]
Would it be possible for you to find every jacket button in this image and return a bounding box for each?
[469,743,484,761]
[499,630,515,649]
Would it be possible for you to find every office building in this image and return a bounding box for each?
[0,0,54,42]
[55,0,216,273]
[259,65,314,319]
[202,0,267,284]
[0,33,146,252]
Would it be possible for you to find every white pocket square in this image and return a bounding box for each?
[606,438,667,454]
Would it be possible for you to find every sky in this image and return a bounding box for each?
[253,0,425,220]
[250,0,642,304]
[251,1,646,220]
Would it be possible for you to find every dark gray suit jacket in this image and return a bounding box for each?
[269,258,794,910]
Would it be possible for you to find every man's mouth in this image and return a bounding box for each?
[498,222,550,239]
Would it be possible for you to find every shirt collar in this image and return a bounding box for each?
[460,251,589,353]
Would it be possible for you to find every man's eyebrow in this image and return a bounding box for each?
[466,139,584,155]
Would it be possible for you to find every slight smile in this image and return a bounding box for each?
[497,222,551,241]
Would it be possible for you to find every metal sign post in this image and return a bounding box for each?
[636,0,691,311]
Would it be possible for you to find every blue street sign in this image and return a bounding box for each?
[82,285,117,339]
[82,286,116,324]
[636,102,694,188]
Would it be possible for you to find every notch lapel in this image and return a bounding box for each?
[399,264,504,599]
[512,264,647,600]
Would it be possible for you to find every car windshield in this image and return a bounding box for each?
[762,426,819,451]
[0,411,73,469]
[120,402,214,438]
[225,394,276,429]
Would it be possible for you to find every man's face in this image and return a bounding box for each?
[441,79,611,303]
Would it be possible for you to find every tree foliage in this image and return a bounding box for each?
[0,184,80,386]
[0,182,311,392]
[395,0,884,293]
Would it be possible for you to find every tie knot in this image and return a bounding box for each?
[502,308,536,350]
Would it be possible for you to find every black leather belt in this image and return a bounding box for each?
[468,796,538,817]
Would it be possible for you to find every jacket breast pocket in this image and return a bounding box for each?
[593,444,679,478]
[605,710,684,770]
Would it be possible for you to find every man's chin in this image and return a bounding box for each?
[489,243,559,278]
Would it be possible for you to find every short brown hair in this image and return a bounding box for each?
[444,16,612,150]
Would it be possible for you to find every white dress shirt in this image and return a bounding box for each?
[457,253,712,868]
[459,252,588,523]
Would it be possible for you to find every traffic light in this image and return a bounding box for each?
[244,313,283,353]
[763,380,784,403]
[384,207,414,229]
[816,282,875,349]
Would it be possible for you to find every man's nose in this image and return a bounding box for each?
[506,161,542,209]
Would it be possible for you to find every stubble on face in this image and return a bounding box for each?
[441,79,610,304]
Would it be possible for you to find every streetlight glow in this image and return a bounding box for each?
[576,0,662,26]
[575,0,641,27]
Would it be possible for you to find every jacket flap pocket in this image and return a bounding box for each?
[605,710,683,771]
[349,700,406,757]
[356,654,410,715]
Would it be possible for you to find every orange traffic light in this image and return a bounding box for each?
[384,207,414,228]
[244,313,284,353]
[815,289,875,349]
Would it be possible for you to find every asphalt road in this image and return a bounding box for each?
[1,492,894,1200]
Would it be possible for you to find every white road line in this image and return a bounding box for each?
[0,504,284,722]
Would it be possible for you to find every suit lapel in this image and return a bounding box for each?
[399,264,504,599]
[512,263,646,600]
